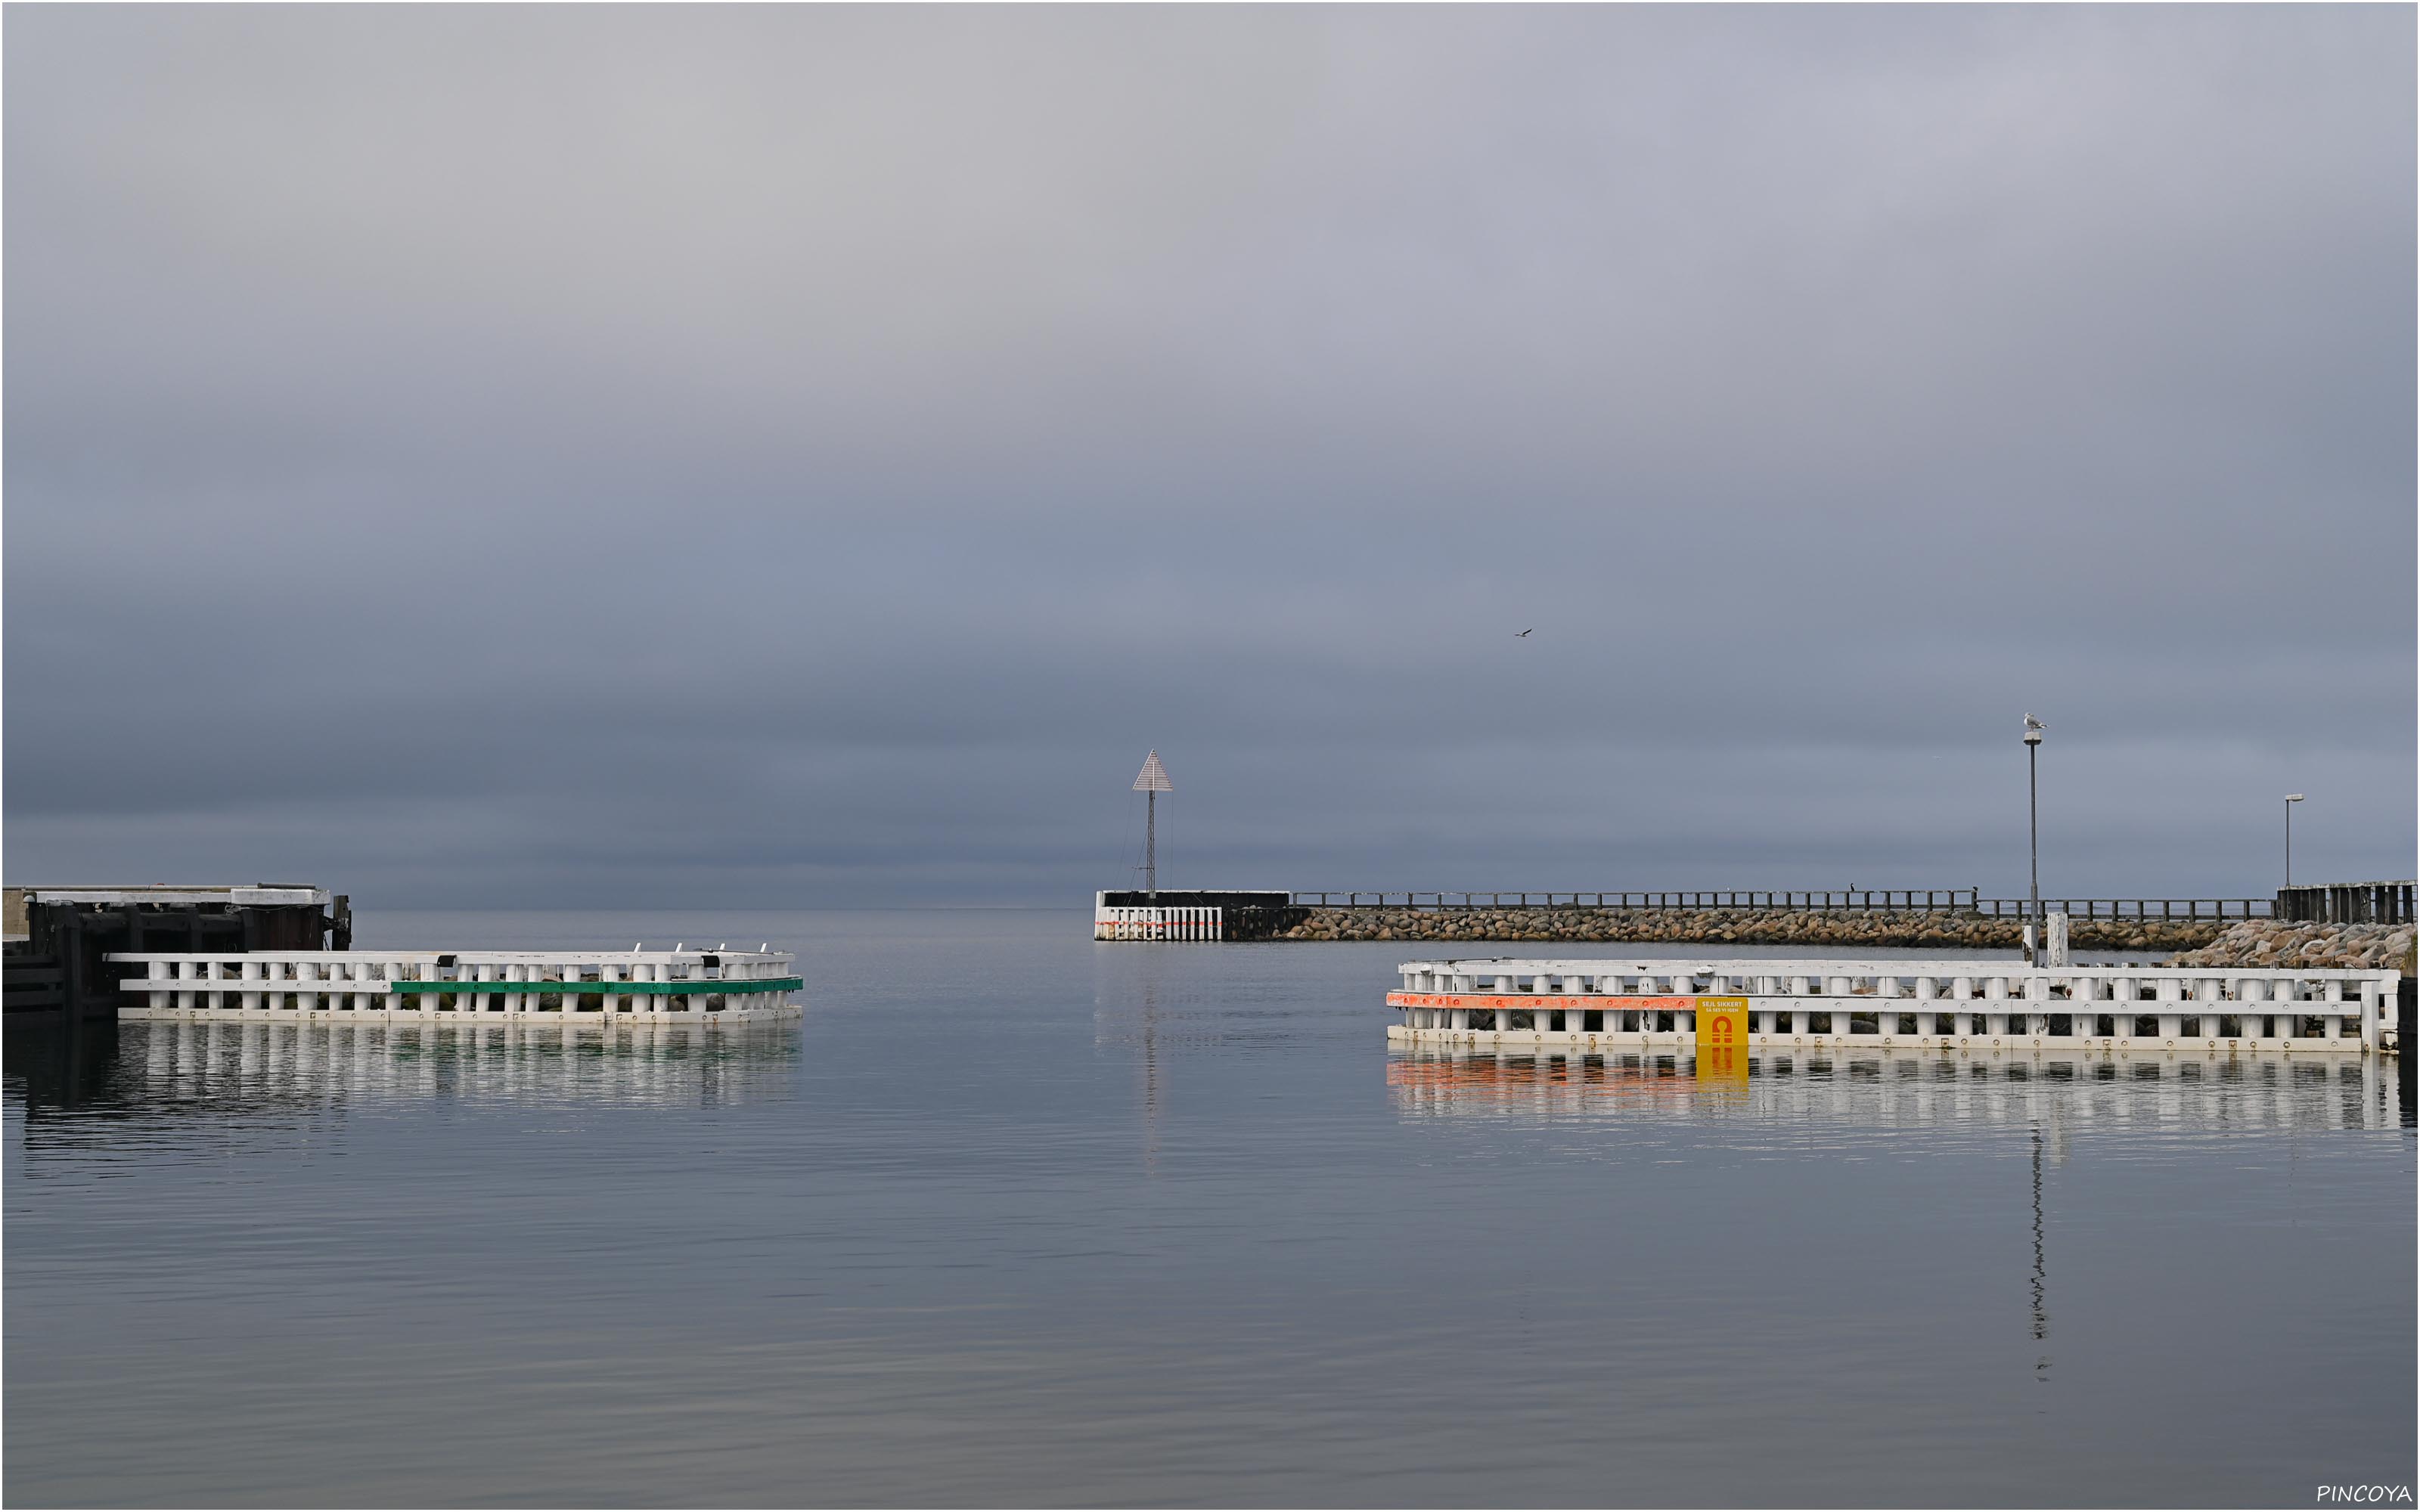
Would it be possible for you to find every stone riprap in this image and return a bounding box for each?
[1274,905,2226,953]
[2170,919,2415,973]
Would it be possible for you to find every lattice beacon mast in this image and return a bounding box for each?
[1133,751,1173,896]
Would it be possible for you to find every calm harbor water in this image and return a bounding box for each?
[7,909,2414,1507]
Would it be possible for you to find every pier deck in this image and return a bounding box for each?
[109,948,802,1024]
[1388,957,2401,1055]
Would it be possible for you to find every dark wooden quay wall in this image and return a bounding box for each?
[2275,881,2415,926]
[3,888,351,1018]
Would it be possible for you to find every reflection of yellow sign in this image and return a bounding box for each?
[1696,1043,1747,1084]
[1695,996,1749,1048]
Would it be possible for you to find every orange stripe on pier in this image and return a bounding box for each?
[1385,992,1699,1011]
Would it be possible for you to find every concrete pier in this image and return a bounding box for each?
[1094,891,1296,940]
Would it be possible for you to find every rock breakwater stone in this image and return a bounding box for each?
[1274,906,2223,952]
[2170,919,2415,972]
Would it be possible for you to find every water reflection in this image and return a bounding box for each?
[5,912,2411,1508]
[5,1018,799,1129]
[1388,1045,2410,1395]
[2032,1121,2050,1377]
[1386,1046,2406,1131]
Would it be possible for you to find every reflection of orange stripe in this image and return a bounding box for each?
[1385,1061,1695,1086]
[1387,992,1698,1009]
[1384,1058,1701,1098]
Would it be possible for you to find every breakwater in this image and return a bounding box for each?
[2172,919,2415,973]
[1274,904,2227,953]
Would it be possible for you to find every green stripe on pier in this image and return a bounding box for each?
[389,978,802,996]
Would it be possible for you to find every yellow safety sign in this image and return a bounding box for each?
[1694,996,1749,1049]
[1694,996,1751,1086]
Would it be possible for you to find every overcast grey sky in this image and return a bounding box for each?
[5,5,2412,909]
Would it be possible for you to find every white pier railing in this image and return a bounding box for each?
[1388,957,2402,1055]
[109,949,802,1024]
[1094,906,1222,941]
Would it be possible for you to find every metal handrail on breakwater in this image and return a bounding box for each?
[1287,891,2273,920]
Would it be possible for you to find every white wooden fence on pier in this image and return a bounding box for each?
[1387,957,2401,1055]
[109,949,802,1024]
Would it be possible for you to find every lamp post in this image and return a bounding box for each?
[2023,715,2045,964]
[2285,794,2304,888]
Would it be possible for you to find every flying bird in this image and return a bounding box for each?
[1514,627,1534,638]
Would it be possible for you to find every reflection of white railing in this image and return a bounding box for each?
[1388,957,2402,1054]
[127,1019,799,1108]
[1094,907,1222,941]
[1385,1044,2406,1131]
[107,950,802,1024]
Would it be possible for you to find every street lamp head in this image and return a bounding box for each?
[2285,793,2305,803]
